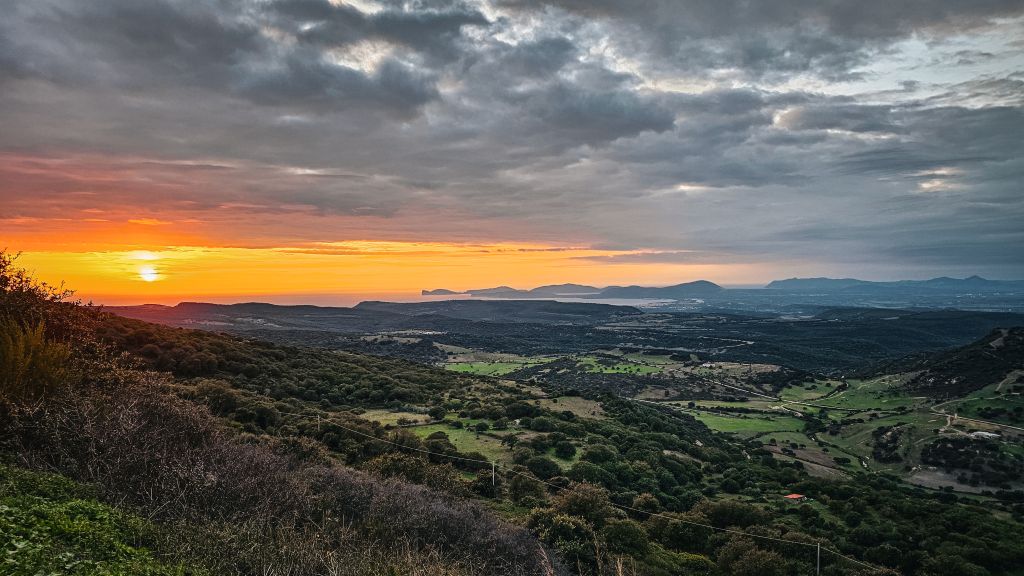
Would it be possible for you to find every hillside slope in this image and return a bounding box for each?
[901,327,1024,398]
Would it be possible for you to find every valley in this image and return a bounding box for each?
[108,297,1024,498]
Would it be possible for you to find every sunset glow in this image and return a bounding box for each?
[10,240,787,305]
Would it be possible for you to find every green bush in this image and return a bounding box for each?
[0,464,203,576]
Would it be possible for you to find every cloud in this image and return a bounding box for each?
[495,0,1024,81]
[0,0,1023,278]
[575,250,748,265]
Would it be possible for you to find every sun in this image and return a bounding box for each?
[138,265,160,282]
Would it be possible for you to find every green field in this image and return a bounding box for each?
[622,352,678,365]
[577,356,661,374]
[671,399,778,411]
[359,408,431,426]
[409,424,512,463]
[688,411,806,436]
[445,361,538,376]
[778,380,836,402]
[808,376,924,411]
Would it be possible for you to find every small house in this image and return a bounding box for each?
[784,493,807,503]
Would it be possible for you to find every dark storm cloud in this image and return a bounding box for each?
[0,0,458,117]
[496,0,1023,80]
[237,52,438,116]
[1,0,1023,276]
[275,0,490,63]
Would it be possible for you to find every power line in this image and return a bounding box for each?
[286,410,881,572]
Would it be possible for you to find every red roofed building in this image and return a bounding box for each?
[784,493,807,502]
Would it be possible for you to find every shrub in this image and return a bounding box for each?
[0,319,72,401]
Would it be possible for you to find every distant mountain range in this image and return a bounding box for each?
[425,276,1024,300]
[765,275,1024,292]
[423,280,725,299]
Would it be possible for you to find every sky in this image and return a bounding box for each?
[1,0,1023,304]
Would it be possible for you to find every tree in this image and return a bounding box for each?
[695,499,767,528]
[540,514,596,569]
[428,405,447,421]
[602,519,649,557]
[568,461,617,487]
[919,555,990,576]
[554,440,576,459]
[507,466,546,504]
[632,493,661,516]
[526,456,561,480]
[551,482,614,528]
[581,444,618,463]
[716,537,787,576]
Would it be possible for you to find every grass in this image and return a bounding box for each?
[445,360,550,376]
[933,381,1024,426]
[687,411,806,436]
[576,356,661,375]
[622,353,678,365]
[808,376,924,411]
[359,408,431,426]
[538,396,605,418]
[0,464,203,576]
[759,431,814,446]
[778,381,834,402]
[409,424,513,464]
[675,399,779,411]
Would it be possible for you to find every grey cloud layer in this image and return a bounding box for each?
[1,0,1022,276]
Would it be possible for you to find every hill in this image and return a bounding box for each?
[597,280,724,299]
[901,327,1024,398]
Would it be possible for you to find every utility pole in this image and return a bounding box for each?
[491,462,496,486]
[816,542,821,576]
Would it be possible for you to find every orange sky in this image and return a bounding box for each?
[9,240,786,305]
